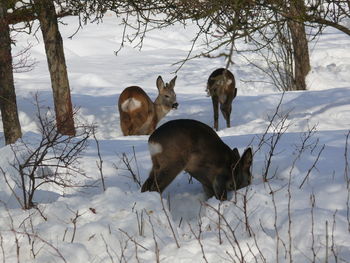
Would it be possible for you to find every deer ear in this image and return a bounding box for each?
[156,76,165,91]
[241,147,253,170]
[169,76,177,89]
[232,147,240,160]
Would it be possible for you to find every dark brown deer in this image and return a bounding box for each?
[207,68,237,131]
[118,76,178,136]
[141,119,252,200]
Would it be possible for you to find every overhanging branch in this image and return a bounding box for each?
[7,8,72,25]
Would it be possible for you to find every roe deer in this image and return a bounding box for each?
[207,68,237,131]
[141,119,252,200]
[118,76,178,136]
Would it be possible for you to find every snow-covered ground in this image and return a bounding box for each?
[1,14,350,262]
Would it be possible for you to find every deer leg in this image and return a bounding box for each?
[141,162,183,193]
[187,168,217,199]
[212,96,219,130]
[220,102,232,128]
[119,114,131,136]
[141,167,157,192]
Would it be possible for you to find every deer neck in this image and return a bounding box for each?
[154,98,170,121]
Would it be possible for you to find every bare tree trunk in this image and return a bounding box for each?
[0,3,22,145]
[34,0,75,136]
[288,0,311,91]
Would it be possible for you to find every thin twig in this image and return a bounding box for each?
[118,228,149,251]
[93,126,106,191]
[0,234,5,263]
[70,210,81,243]
[100,234,114,263]
[188,222,209,263]
[310,194,317,262]
[147,213,160,263]
[154,177,180,248]
[331,211,338,263]
[299,144,325,189]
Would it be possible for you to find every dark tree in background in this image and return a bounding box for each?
[1,0,350,145]
[288,0,311,91]
[0,2,22,145]
[0,0,85,145]
[104,0,349,91]
[98,0,312,90]
[0,0,109,144]
[34,0,75,136]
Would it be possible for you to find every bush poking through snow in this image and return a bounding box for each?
[1,97,94,209]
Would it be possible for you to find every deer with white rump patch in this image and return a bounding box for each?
[141,119,252,200]
[118,76,178,135]
[207,68,237,131]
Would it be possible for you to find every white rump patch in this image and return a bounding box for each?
[149,142,163,156]
[121,98,141,112]
[214,76,232,87]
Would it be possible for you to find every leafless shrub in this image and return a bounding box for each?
[218,201,222,245]
[310,193,317,262]
[241,17,295,92]
[345,131,350,187]
[99,232,129,263]
[204,202,245,262]
[254,92,292,181]
[117,237,129,263]
[331,211,338,262]
[260,114,327,261]
[13,229,68,262]
[266,180,285,262]
[250,225,266,263]
[188,218,209,263]
[242,187,252,237]
[344,131,350,232]
[101,234,115,263]
[12,42,37,73]
[289,125,318,176]
[153,177,180,248]
[0,234,4,263]
[262,110,291,181]
[1,200,22,263]
[69,209,82,243]
[325,220,329,262]
[115,147,142,187]
[226,190,264,262]
[255,92,285,155]
[119,228,148,263]
[147,213,160,263]
[0,201,67,262]
[92,127,106,192]
[135,210,145,236]
[299,144,325,189]
[287,160,293,262]
[20,210,39,259]
[1,98,93,209]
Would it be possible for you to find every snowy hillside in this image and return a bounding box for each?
[1,14,350,262]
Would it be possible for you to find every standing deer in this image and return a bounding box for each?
[207,68,237,131]
[141,119,252,200]
[118,76,178,136]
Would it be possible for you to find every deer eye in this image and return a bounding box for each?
[165,95,170,98]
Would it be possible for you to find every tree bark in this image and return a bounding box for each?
[288,0,311,91]
[0,3,22,145]
[34,0,75,136]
